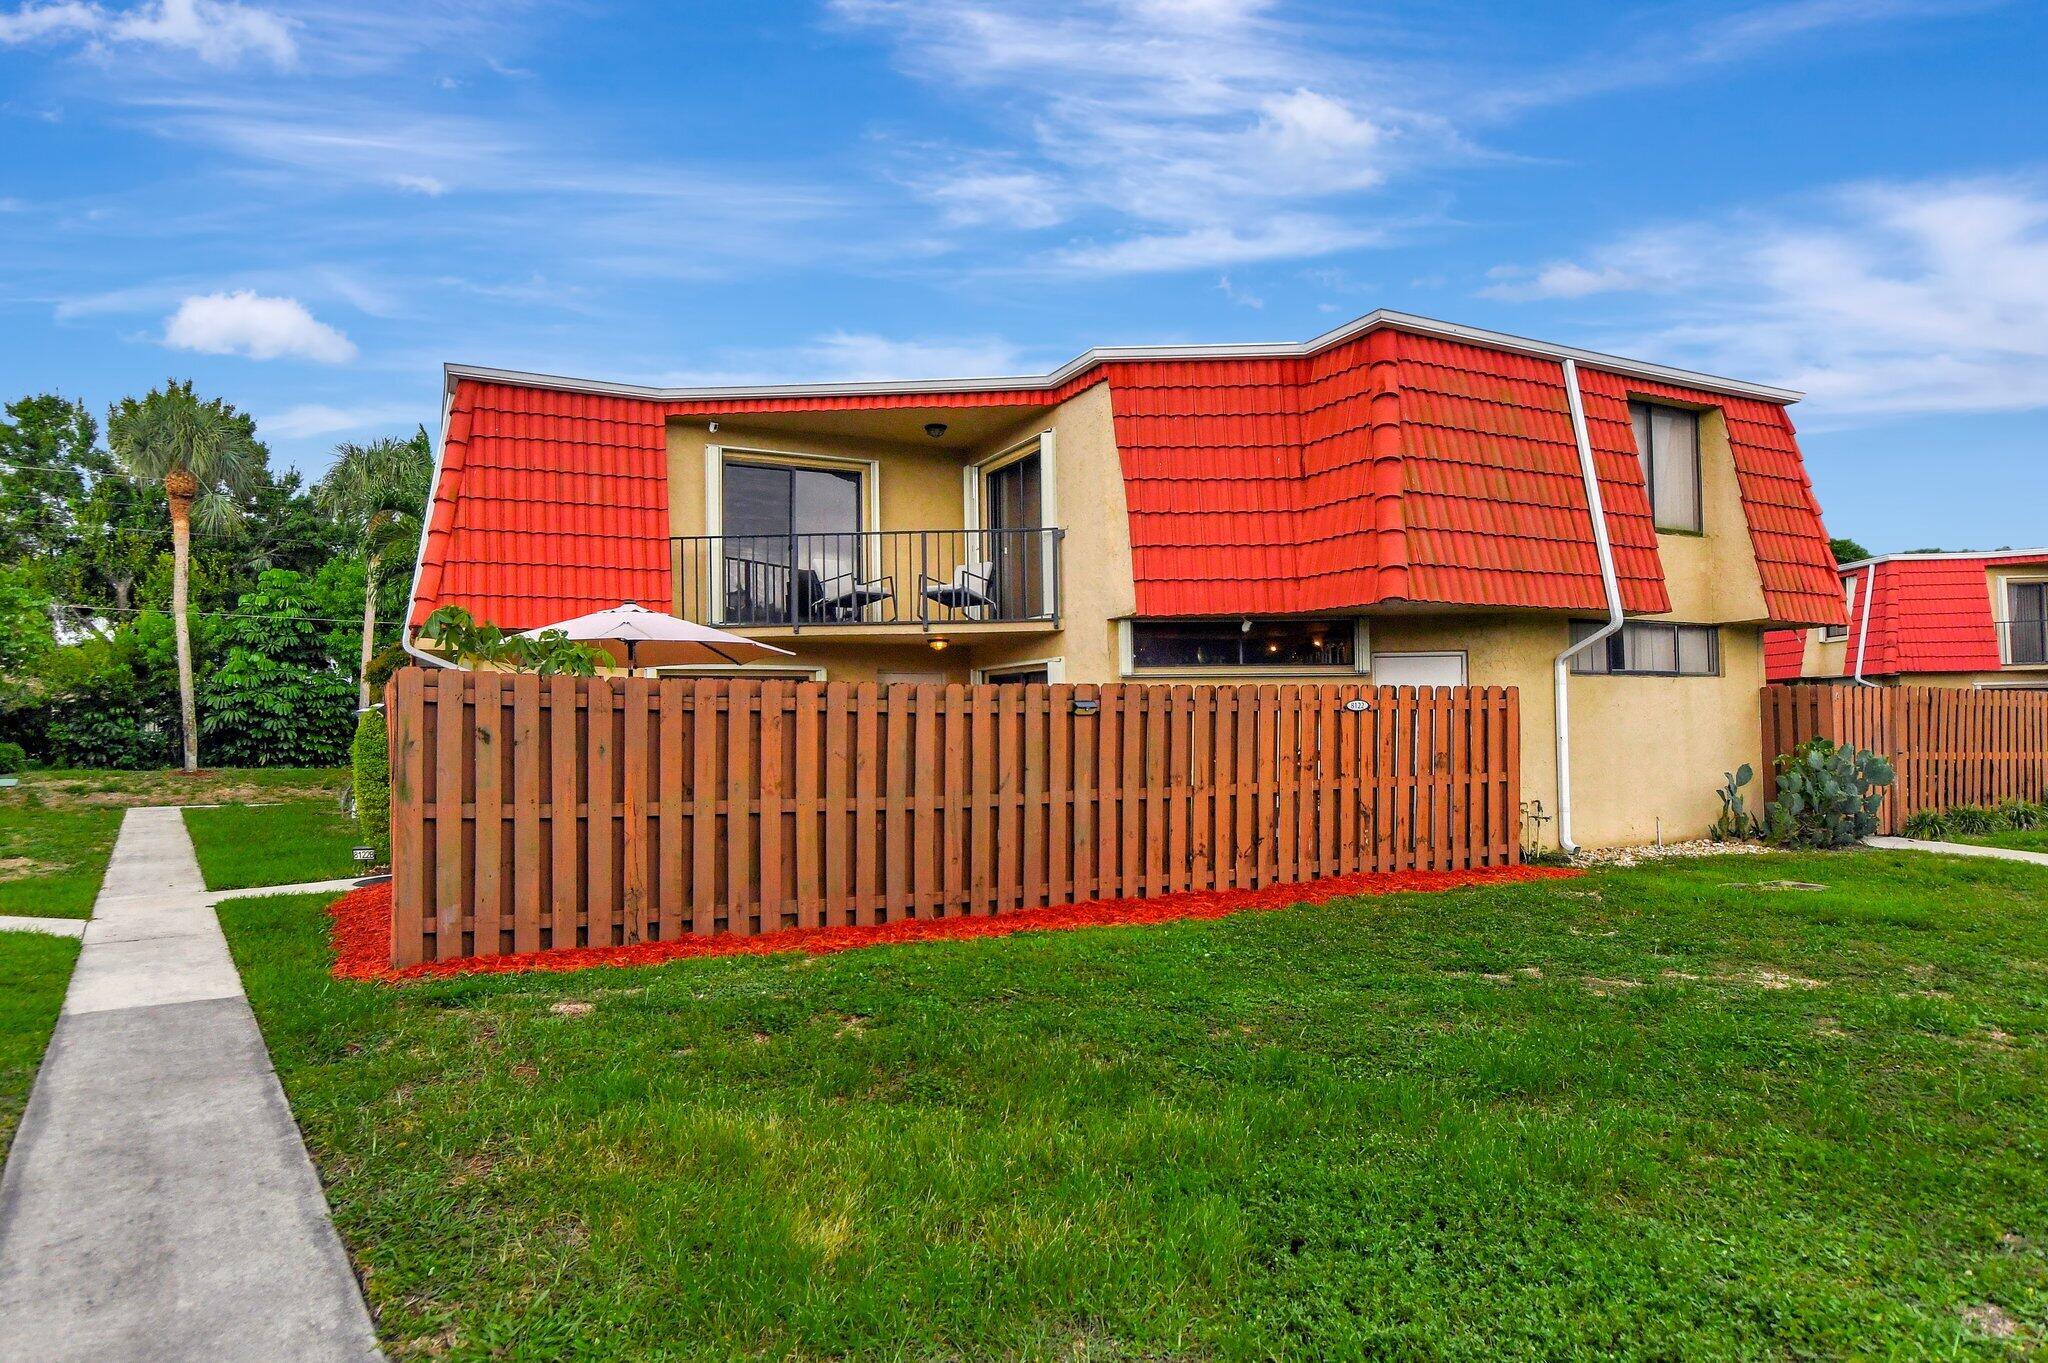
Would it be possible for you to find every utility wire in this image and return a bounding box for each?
[52,601,407,630]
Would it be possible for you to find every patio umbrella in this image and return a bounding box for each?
[522,602,796,671]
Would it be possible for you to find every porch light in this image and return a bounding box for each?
[929,637,950,652]
[924,422,948,440]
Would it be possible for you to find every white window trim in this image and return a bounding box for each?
[1117,618,1371,678]
[962,431,1057,531]
[1998,574,2048,667]
[704,442,884,621]
[974,656,1066,684]
[1368,650,1469,686]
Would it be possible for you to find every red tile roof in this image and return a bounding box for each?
[411,315,1848,632]
[1765,552,2048,679]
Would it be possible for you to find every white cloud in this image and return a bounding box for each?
[0,0,296,67]
[1216,274,1263,308]
[835,0,1441,273]
[162,290,357,362]
[1053,215,1379,274]
[1484,176,2048,418]
[261,401,416,439]
[657,331,1032,387]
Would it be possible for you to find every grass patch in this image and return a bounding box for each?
[1957,829,2048,854]
[185,799,366,892]
[0,931,78,1158]
[0,768,347,915]
[0,790,122,918]
[221,852,2048,1361]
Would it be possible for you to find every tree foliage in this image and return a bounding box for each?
[1828,536,1872,565]
[0,383,424,772]
[197,570,358,767]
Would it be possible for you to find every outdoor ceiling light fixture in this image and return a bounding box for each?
[924,422,948,439]
[928,637,949,651]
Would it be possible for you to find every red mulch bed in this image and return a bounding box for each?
[328,865,1578,983]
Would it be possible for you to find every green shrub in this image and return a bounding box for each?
[1901,808,1952,840]
[351,708,390,863]
[1998,799,2047,830]
[1945,804,1999,836]
[1760,737,1895,849]
[0,740,24,774]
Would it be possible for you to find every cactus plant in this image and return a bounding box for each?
[1710,763,1755,840]
[1760,737,1895,849]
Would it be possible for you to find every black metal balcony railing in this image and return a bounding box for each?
[672,528,1063,630]
[1998,618,2048,666]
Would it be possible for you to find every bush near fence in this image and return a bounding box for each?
[386,672,1523,969]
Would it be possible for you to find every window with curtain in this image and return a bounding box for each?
[1628,400,1703,533]
[2008,581,2048,665]
[1569,620,1721,676]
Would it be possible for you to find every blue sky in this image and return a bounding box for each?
[2,0,2043,554]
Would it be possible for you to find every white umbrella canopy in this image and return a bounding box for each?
[522,602,796,670]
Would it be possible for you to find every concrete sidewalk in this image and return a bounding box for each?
[1868,835,2048,867]
[0,807,381,1361]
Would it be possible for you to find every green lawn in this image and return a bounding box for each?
[1957,829,2048,854]
[0,931,78,1158]
[184,798,367,891]
[220,852,2048,1361]
[0,769,348,915]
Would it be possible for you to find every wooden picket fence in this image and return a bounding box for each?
[386,671,1523,968]
[1760,683,2048,834]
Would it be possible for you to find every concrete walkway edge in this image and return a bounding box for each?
[0,915,88,938]
[0,807,382,1361]
[1867,834,2048,866]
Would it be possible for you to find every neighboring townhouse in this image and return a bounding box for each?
[406,310,1847,848]
[1766,549,2048,690]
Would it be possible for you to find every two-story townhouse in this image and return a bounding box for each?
[1766,548,2048,690]
[406,310,1847,848]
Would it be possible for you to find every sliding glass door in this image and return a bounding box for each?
[721,461,862,624]
[981,451,1045,619]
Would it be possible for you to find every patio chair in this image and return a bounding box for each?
[812,569,897,623]
[920,558,996,620]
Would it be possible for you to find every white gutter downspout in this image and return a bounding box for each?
[1851,561,1878,687]
[1552,357,1625,854]
[399,375,460,671]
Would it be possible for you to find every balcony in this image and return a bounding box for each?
[1998,618,2048,666]
[673,528,1063,632]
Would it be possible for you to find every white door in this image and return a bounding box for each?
[1372,651,1467,688]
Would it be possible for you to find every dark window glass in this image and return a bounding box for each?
[986,667,1051,686]
[1131,618,1353,670]
[720,461,863,624]
[1570,620,1720,676]
[1628,400,1703,533]
[2009,582,2048,665]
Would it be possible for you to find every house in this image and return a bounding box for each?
[1766,549,2048,690]
[404,310,1846,848]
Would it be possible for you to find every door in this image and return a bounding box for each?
[2009,582,2048,665]
[1372,652,1467,688]
[722,461,863,623]
[981,452,1043,619]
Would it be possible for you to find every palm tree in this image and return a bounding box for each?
[107,381,262,771]
[316,428,433,708]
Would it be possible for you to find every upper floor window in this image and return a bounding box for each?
[1129,618,1356,671]
[1628,400,1702,534]
[2006,581,2048,666]
[1821,577,1856,642]
[1570,620,1720,676]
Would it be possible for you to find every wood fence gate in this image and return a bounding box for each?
[387,672,1522,968]
[1760,683,2048,834]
